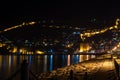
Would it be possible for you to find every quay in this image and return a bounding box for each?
[38,54,120,80]
[6,54,120,80]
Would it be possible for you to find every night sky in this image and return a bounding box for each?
[0,1,120,26]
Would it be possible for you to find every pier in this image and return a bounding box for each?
[5,53,120,80]
[38,54,120,80]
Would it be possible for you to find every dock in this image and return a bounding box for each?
[38,54,120,80]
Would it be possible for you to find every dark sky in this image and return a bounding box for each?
[0,1,120,25]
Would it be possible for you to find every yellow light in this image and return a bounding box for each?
[22,22,25,25]
[0,43,3,47]
[95,31,99,34]
[36,50,44,54]
[29,22,36,25]
[114,25,118,29]
[113,47,117,51]
[109,27,114,30]
[116,19,120,26]
[12,47,17,53]
[113,56,117,59]
[79,43,84,52]
[20,49,23,53]
[79,55,84,62]
[66,44,73,48]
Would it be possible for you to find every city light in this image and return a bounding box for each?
[36,50,44,54]
[0,18,120,55]
[80,19,120,41]
[1,21,36,33]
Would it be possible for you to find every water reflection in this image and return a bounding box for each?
[79,55,83,62]
[74,55,79,64]
[8,56,11,73]
[0,56,2,69]
[86,55,90,60]
[29,55,32,65]
[43,55,47,72]
[67,55,70,66]
[49,55,53,71]
[0,54,97,79]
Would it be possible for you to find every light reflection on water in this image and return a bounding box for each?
[0,54,96,79]
[67,55,70,66]
[49,55,53,71]
[43,55,47,72]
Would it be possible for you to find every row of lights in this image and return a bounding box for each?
[80,19,120,41]
[0,21,36,33]
[110,42,120,52]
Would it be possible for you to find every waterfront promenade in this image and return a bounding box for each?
[38,54,119,80]
[5,54,120,80]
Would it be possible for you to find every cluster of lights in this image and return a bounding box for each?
[0,19,120,54]
[0,21,41,54]
[80,19,120,41]
[0,42,45,54]
[111,42,120,52]
[0,43,6,47]
[0,18,119,35]
[79,43,91,52]
[10,47,44,54]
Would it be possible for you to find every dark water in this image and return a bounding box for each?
[0,54,96,80]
